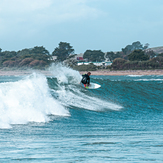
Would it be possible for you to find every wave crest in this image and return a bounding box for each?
[0,73,69,129]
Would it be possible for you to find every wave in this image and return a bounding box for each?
[128,75,144,77]
[52,86,122,112]
[48,63,82,84]
[134,79,163,81]
[48,64,122,112]
[0,73,69,129]
[0,64,122,129]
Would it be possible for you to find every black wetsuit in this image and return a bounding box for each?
[81,74,90,85]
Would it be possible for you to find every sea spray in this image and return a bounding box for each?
[0,73,69,129]
[48,64,122,111]
[48,63,82,84]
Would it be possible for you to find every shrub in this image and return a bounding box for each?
[111,58,127,70]
[74,63,97,71]
[3,61,11,67]
[19,58,34,67]
[122,61,138,69]
[29,60,40,67]
[8,61,17,67]
[39,60,47,67]
[149,56,163,68]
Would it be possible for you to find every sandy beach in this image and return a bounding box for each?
[0,69,163,76]
[80,70,163,76]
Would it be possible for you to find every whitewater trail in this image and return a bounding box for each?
[48,64,122,111]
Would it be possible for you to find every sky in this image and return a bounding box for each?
[0,0,163,54]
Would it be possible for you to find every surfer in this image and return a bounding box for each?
[81,72,91,87]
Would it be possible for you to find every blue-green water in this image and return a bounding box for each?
[0,66,163,162]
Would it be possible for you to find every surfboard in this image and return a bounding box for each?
[81,83,101,89]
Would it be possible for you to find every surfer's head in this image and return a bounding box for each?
[87,72,91,76]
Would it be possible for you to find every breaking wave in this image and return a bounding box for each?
[48,64,122,111]
[0,73,69,129]
[0,64,122,129]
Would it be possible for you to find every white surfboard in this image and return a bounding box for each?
[81,83,101,89]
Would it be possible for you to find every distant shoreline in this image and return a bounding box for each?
[0,69,163,76]
[79,70,163,76]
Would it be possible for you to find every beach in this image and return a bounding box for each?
[80,69,163,76]
[0,69,163,76]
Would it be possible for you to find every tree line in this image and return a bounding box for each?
[0,41,163,70]
[0,42,74,69]
[0,46,51,69]
[108,41,163,70]
[111,51,163,70]
[74,41,163,71]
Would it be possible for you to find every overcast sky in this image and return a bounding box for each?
[0,0,163,54]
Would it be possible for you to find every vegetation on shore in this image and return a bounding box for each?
[111,50,163,70]
[0,41,163,71]
[0,46,52,69]
[73,42,163,71]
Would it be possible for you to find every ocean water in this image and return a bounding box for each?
[0,65,163,162]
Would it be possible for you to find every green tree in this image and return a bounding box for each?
[52,42,74,61]
[17,48,32,56]
[0,46,52,68]
[17,47,52,62]
[143,43,150,50]
[122,41,149,55]
[83,50,105,62]
[31,46,50,55]
[0,51,17,66]
[0,51,16,57]
[128,49,149,61]
[106,51,123,62]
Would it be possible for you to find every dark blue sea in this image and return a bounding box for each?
[0,65,163,162]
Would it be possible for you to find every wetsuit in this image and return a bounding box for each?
[81,74,90,87]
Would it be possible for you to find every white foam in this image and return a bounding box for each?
[48,63,81,84]
[128,75,144,77]
[0,73,69,129]
[55,85,122,111]
[48,64,122,111]
[134,79,163,81]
